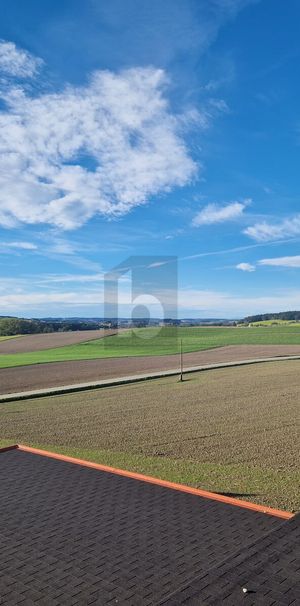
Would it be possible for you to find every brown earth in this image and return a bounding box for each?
[1,361,299,510]
[1,344,300,394]
[0,329,118,354]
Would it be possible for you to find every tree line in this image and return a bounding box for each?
[0,317,104,336]
[244,311,300,323]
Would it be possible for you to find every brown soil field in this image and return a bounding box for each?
[0,329,118,354]
[1,343,300,394]
[1,361,299,510]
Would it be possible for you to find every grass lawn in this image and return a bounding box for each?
[1,360,299,511]
[1,325,300,368]
[0,335,19,341]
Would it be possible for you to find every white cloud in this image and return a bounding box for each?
[40,273,104,284]
[259,255,300,268]
[147,261,170,268]
[0,40,42,77]
[0,292,98,306]
[0,54,199,229]
[192,199,249,227]
[0,241,37,250]
[236,262,255,272]
[48,240,78,255]
[177,288,300,317]
[244,215,300,241]
[2,285,300,319]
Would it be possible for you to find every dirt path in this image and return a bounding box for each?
[1,344,300,394]
[0,329,118,354]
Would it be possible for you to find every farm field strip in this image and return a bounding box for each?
[0,360,299,511]
[1,325,300,369]
[2,344,300,395]
[249,320,300,326]
[0,329,119,354]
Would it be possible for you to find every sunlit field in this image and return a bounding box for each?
[1,361,299,512]
[1,325,300,368]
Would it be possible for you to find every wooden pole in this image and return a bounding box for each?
[179,338,183,382]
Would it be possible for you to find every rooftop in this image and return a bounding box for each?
[0,445,298,605]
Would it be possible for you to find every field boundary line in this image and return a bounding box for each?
[7,444,292,519]
[1,354,300,402]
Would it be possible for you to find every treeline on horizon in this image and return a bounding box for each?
[1,311,300,336]
[0,317,106,336]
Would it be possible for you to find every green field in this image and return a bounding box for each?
[1,361,299,511]
[1,325,300,369]
[0,335,18,342]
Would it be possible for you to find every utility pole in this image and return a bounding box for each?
[179,338,183,382]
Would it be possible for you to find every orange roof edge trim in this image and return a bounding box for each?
[13,444,293,520]
[0,444,19,453]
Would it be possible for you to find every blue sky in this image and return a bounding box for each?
[0,0,300,318]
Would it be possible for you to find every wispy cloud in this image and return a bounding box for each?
[177,287,300,317]
[0,292,101,307]
[147,261,170,268]
[0,241,37,250]
[192,199,250,227]
[39,273,104,284]
[259,255,300,268]
[244,214,300,241]
[0,45,202,230]
[0,40,42,77]
[47,239,78,255]
[236,262,255,272]
[181,238,298,262]
[83,0,254,70]
[2,285,300,319]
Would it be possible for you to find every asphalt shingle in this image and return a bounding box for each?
[0,448,298,605]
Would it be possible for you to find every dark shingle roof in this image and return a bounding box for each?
[0,447,298,605]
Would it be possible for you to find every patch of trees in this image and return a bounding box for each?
[0,317,104,336]
[244,311,300,323]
